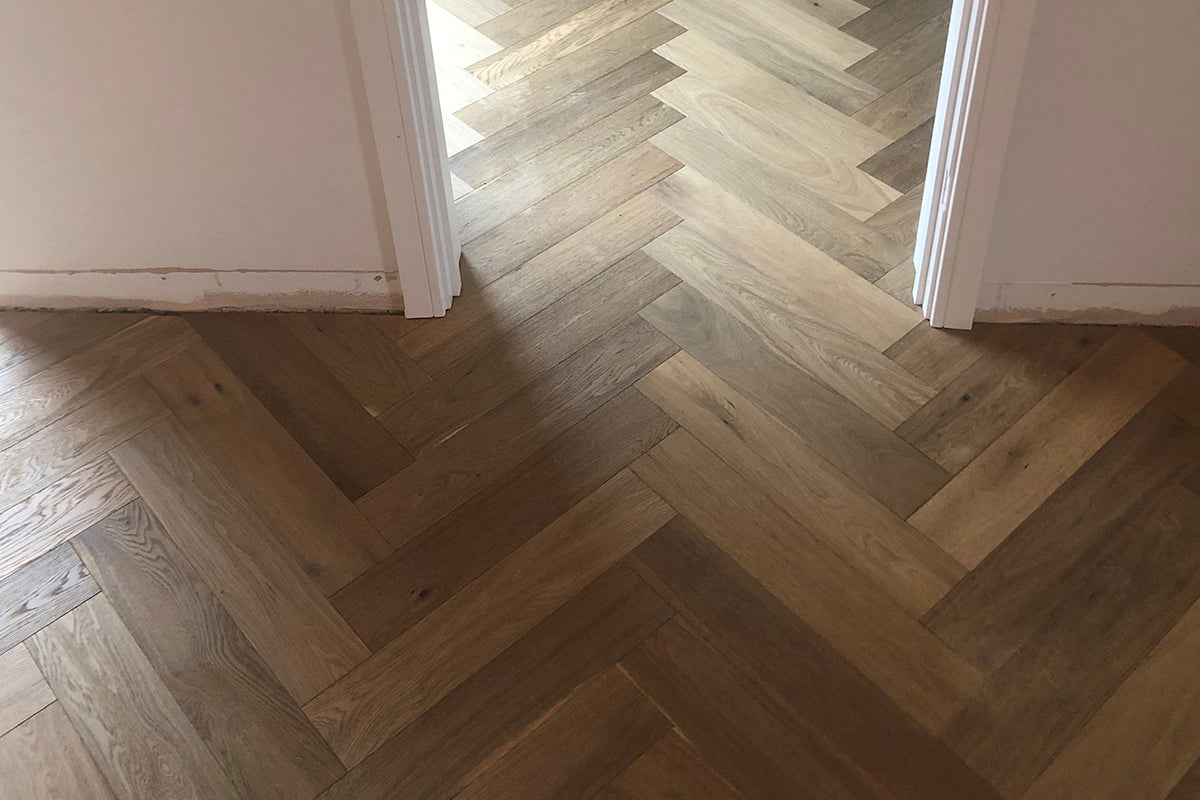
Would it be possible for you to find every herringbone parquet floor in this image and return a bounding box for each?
[3,0,1200,798]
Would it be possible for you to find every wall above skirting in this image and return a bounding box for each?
[0,268,403,312]
[975,281,1200,325]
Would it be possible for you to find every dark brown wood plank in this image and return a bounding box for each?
[641,284,948,516]
[187,313,411,500]
[380,250,677,456]
[598,732,747,800]
[358,316,678,543]
[318,565,672,800]
[858,117,934,193]
[27,596,242,800]
[74,501,344,800]
[630,517,1002,800]
[450,51,683,187]
[896,325,1111,472]
[454,667,669,800]
[0,543,98,654]
[337,387,675,649]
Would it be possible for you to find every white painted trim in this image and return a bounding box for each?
[975,281,1200,324]
[913,0,1040,328]
[351,0,460,318]
[0,268,401,312]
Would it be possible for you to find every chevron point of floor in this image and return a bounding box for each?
[2,0,1200,798]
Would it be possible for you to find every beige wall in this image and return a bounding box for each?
[976,0,1200,319]
[0,0,419,308]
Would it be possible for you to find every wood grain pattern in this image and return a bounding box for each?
[0,543,98,655]
[111,418,369,704]
[307,469,673,766]
[637,352,961,616]
[632,430,980,732]
[641,285,948,516]
[74,501,344,800]
[0,703,118,800]
[867,182,925,247]
[883,321,996,390]
[840,0,950,47]
[340,387,675,648]
[360,316,677,541]
[146,344,392,595]
[0,312,139,393]
[188,314,411,500]
[846,6,951,91]
[27,596,241,800]
[0,456,136,582]
[319,565,671,800]
[433,0,512,26]
[853,62,941,138]
[858,117,934,192]
[0,644,54,737]
[598,733,747,800]
[478,0,599,45]
[454,668,669,800]
[910,331,1185,567]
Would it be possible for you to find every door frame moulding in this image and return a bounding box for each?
[351,0,462,318]
[912,0,1040,329]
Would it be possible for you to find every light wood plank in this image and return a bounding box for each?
[653,75,899,219]
[432,0,511,26]
[306,469,674,766]
[27,596,241,800]
[0,543,98,655]
[0,644,54,737]
[858,117,934,193]
[637,352,962,616]
[875,258,919,308]
[853,62,942,139]
[0,703,118,800]
[478,0,597,46]
[456,12,685,137]
[0,312,140,393]
[910,330,1186,568]
[840,0,951,47]
[867,182,925,248]
[111,418,370,704]
[883,320,994,391]
[644,222,932,427]
[145,344,393,596]
[0,456,136,582]
[427,0,503,68]
[846,6,951,92]
[632,430,980,732]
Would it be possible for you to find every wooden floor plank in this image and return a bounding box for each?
[651,168,918,339]
[632,430,980,732]
[111,418,369,704]
[27,596,241,800]
[883,321,995,391]
[1024,594,1200,800]
[469,0,671,89]
[456,12,684,137]
[645,223,933,427]
[858,117,934,192]
[630,518,1001,800]
[0,312,140,393]
[381,251,678,457]
[456,96,682,242]
[74,501,344,800]
[307,469,674,766]
[145,344,393,595]
[477,0,597,45]
[846,6,951,92]
[0,543,98,655]
[398,193,680,376]
[641,285,948,516]
[657,0,880,113]
[651,120,908,280]
[840,0,951,47]
[853,62,941,139]
[339,387,676,648]
[875,258,919,308]
[461,141,682,285]
[896,325,1111,472]
[428,0,503,68]
[654,76,899,220]
[0,456,136,583]
[276,313,430,416]
[453,51,683,187]
[454,668,669,800]
[637,352,961,617]
[910,331,1186,568]
[187,314,412,500]
[0,703,118,800]
[360,316,677,540]
[319,565,671,800]
[866,181,925,248]
[941,483,1200,797]
[0,316,196,452]
[0,379,165,511]
[0,644,54,738]
[597,732,748,800]
[432,0,512,26]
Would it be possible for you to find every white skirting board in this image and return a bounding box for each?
[975,281,1200,324]
[0,269,403,312]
